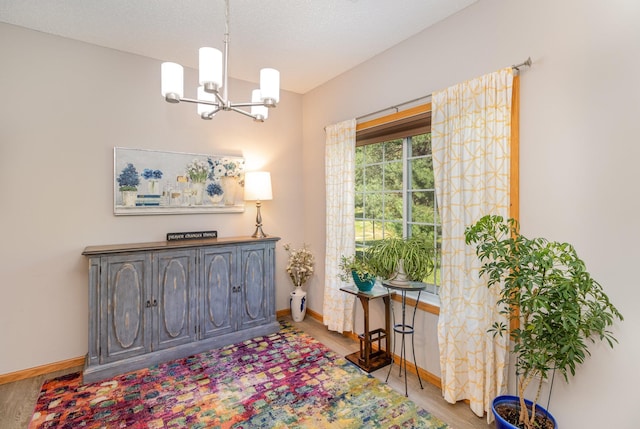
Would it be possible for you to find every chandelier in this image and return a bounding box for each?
[160,0,280,122]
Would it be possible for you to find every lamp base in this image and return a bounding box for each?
[251,201,268,238]
[251,227,268,239]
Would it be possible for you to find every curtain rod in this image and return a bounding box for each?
[355,57,532,122]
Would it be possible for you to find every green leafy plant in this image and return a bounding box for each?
[465,215,623,429]
[338,254,376,283]
[366,236,434,281]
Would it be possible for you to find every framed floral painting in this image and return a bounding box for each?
[114,148,245,215]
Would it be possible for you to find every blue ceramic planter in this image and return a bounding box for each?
[351,270,375,291]
[492,395,557,429]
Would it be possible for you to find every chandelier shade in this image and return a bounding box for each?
[197,86,217,117]
[161,62,184,101]
[160,0,280,122]
[198,47,223,90]
[260,68,280,105]
[251,89,268,121]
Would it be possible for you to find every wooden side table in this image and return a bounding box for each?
[340,284,393,372]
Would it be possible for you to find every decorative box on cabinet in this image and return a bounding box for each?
[82,236,279,383]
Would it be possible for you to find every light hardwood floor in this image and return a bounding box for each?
[294,316,490,429]
[0,316,490,429]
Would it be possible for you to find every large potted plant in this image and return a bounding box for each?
[464,215,623,429]
[366,236,435,282]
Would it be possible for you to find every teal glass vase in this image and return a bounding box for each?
[351,270,375,292]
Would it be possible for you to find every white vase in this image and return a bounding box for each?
[290,287,307,322]
[121,190,137,207]
[219,176,237,206]
[191,182,205,205]
[208,194,223,204]
[147,180,159,195]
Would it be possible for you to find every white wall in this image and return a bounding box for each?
[302,0,640,427]
[0,23,304,374]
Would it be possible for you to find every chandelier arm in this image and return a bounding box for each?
[178,97,220,108]
[212,90,228,106]
[230,101,272,108]
[229,106,262,120]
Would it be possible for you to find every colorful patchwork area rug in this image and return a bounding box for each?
[30,321,448,428]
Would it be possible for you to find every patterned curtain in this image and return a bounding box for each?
[323,119,357,333]
[432,68,514,420]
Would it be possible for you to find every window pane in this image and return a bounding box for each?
[410,157,434,190]
[364,165,383,191]
[370,221,388,241]
[382,221,402,239]
[355,165,363,187]
[363,193,383,219]
[355,146,365,165]
[411,133,431,157]
[410,190,436,223]
[384,192,403,219]
[409,224,435,242]
[384,139,403,161]
[355,193,364,219]
[355,220,366,243]
[364,143,383,164]
[384,161,402,190]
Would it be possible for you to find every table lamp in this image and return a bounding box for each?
[244,171,273,238]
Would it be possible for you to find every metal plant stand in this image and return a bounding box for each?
[383,281,425,397]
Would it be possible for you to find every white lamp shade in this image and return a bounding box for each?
[251,89,268,120]
[161,62,184,98]
[197,86,217,116]
[259,68,280,103]
[244,171,273,201]
[199,47,223,88]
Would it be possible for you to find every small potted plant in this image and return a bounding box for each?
[465,215,623,429]
[338,254,377,291]
[117,163,140,207]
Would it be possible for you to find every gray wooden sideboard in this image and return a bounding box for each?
[81,236,280,383]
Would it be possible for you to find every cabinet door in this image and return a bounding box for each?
[154,249,197,351]
[237,243,274,330]
[101,253,151,364]
[200,246,236,338]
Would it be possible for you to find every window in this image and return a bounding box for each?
[355,106,440,295]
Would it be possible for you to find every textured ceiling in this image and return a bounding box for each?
[0,0,477,94]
